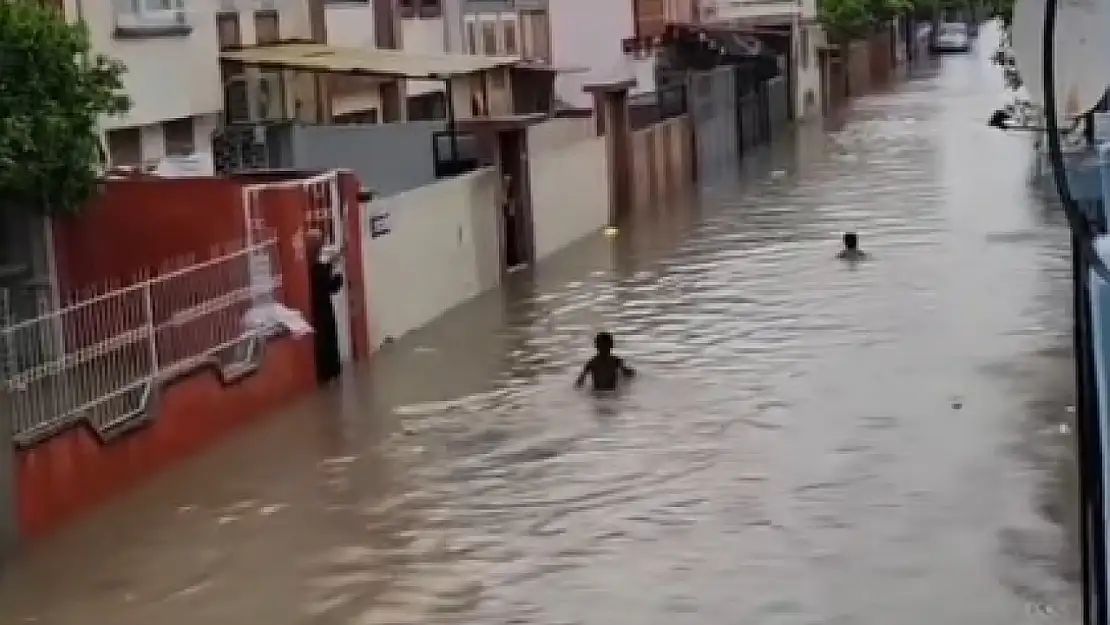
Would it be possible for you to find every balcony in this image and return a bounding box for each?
[113,0,192,39]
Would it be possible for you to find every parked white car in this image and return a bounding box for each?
[933,22,971,53]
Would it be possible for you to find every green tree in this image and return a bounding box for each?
[0,1,130,217]
[819,0,874,42]
[820,0,916,42]
[982,0,1015,27]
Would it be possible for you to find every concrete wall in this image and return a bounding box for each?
[846,40,871,97]
[630,115,694,212]
[529,131,610,259]
[290,121,446,197]
[326,1,377,48]
[687,67,739,180]
[528,115,596,153]
[361,168,501,345]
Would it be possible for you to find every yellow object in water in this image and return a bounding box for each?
[604,226,619,237]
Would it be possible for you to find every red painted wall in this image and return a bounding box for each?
[17,170,371,540]
[52,178,246,297]
[16,337,314,539]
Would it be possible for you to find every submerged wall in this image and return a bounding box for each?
[5,172,365,542]
[529,129,610,260]
[360,167,501,346]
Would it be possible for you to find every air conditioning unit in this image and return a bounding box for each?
[219,0,238,11]
[256,0,276,9]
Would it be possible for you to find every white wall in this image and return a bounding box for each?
[528,131,610,260]
[402,17,449,97]
[361,167,501,345]
[66,0,223,130]
[795,22,822,118]
[325,1,377,48]
[548,0,653,108]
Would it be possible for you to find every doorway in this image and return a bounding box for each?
[496,129,534,273]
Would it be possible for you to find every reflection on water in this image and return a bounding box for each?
[0,24,1083,625]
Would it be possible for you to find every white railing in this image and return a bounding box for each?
[0,237,282,443]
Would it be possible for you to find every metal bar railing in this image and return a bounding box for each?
[0,237,282,442]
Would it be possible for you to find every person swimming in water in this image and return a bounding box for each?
[837,232,868,260]
[575,332,636,391]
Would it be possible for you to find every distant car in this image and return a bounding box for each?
[932,23,971,53]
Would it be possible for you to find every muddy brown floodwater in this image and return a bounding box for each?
[0,23,1084,625]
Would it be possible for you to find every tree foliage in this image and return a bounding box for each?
[818,0,875,42]
[0,1,130,216]
[821,0,1015,43]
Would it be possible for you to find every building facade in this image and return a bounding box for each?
[548,0,658,109]
[57,0,226,168]
[48,0,320,168]
[700,0,823,118]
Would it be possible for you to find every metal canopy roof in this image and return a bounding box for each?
[220,43,519,79]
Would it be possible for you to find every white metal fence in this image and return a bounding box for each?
[0,237,282,443]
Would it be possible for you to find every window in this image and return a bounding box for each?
[418,0,441,18]
[256,73,286,120]
[799,27,809,69]
[216,12,241,49]
[482,20,498,55]
[253,10,280,44]
[224,77,250,122]
[466,21,478,54]
[522,10,550,62]
[163,118,196,156]
[106,128,143,167]
[398,0,414,18]
[502,20,518,56]
[114,0,190,37]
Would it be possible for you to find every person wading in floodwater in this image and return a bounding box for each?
[575,332,636,392]
[837,232,868,260]
[306,230,344,386]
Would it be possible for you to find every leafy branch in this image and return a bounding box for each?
[0,1,130,216]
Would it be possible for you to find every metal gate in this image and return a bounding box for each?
[242,172,353,366]
[686,67,739,180]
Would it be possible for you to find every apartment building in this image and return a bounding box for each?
[54,0,224,169]
[548,0,673,109]
[700,0,823,118]
[216,0,320,125]
[322,0,388,122]
[50,0,317,170]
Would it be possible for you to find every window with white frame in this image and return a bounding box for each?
[466,13,519,56]
[114,0,188,29]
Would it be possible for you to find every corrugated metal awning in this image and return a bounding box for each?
[220,42,518,79]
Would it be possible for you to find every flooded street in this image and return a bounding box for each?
[0,25,1085,625]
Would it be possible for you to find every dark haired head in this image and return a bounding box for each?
[594,332,614,353]
[843,232,858,250]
